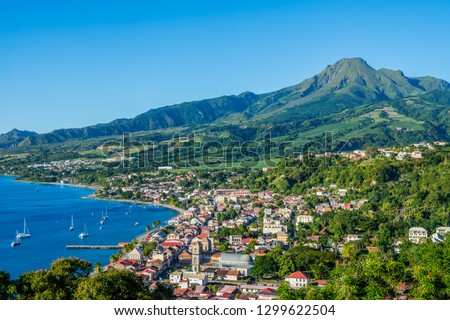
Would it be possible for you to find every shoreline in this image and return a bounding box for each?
[7,175,185,219]
[6,176,184,247]
[83,194,184,215]
[10,176,100,191]
[0,175,184,271]
[85,197,184,243]
[89,198,185,243]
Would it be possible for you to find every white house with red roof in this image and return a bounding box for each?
[285,271,309,289]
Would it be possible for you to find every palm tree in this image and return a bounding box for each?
[109,252,121,263]
[94,262,103,273]
[206,284,217,293]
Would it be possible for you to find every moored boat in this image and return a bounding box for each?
[79,223,89,239]
[16,218,31,239]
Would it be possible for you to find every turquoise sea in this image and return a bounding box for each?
[0,176,177,279]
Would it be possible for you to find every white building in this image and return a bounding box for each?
[229,235,243,246]
[410,151,424,159]
[345,234,362,243]
[285,271,309,289]
[184,272,208,286]
[296,215,314,224]
[436,226,450,236]
[409,227,428,244]
[212,253,254,276]
[126,247,144,261]
[263,219,287,234]
[432,227,450,243]
[170,271,183,284]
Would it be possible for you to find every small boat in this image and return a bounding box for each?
[99,226,104,230]
[70,214,74,231]
[100,211,105,225]
[16,218,31,239]
[103,208,109,220]
[79,223,89,239]
[134,222,139,226]
[35,186,40,192]
[11,236,21,247]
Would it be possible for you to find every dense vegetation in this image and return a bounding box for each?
[276,238,450,300]
[0,258,174,300]
[245,148,449,239]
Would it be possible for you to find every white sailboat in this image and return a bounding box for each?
[126,206,132,215]
[103,207,109,220]
[11,233,21,247]
[100,210,105,225]
[70,214,74,231]
[79,223,89,239]
[16,218,31,239]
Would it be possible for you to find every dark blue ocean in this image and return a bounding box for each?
[0,176,177,279]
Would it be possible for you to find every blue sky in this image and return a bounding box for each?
[1,0,449,133]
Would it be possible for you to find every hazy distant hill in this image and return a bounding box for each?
[4,58,450,149]
[0,129,37,149]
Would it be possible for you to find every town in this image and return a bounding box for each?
[11,141,447,300]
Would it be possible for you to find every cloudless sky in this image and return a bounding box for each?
[0,0,449,133]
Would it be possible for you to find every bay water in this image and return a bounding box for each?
[0,176,177,279]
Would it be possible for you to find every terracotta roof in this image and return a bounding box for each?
[211,253,222,260]
[174,288,191,296]
[397,282,407,291]
[243,238,257,244]
[219,285,238,294]
[149,259,163,263]
[227,270,239,276]
[252,250,267,256]
[286,271,309,279]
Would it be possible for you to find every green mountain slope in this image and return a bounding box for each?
[0,129,37,149]
[237,58,449,124]
[4,58,450,149]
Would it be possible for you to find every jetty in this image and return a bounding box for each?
[66,245,123,250]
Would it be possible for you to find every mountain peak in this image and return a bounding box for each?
[0,129,37,149]
[2,58,449,149]
[324,57,374,74]
[334,57,369,65]
[1,128,37,136]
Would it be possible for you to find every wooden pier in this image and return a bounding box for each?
[66,245,123,250]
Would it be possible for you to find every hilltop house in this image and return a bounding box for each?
[285,271,309,289]
[409,227,428,244]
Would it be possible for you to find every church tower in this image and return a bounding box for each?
[191,241,202,273]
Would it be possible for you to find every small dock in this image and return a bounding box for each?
[66,245,123,250]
